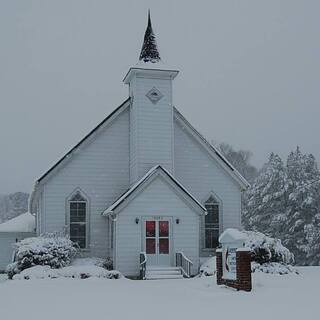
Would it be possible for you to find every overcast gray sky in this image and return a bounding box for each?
[0,0,319,194]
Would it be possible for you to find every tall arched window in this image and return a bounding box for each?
[204,196,219,249]
[69,191,87,249]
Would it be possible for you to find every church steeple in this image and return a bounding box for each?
[124,11,179,183]
[139,10,161,63]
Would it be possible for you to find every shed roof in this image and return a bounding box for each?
[0,213,35,233]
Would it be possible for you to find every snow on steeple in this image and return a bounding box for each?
[139,10,161,63]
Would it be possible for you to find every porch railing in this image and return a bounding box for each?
[139,252,147,280]
[176,252,193,278]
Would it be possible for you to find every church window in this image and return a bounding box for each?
[69,191,87,249]
[204,196,219,249]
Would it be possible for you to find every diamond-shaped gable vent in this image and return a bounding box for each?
[146,87,163,104]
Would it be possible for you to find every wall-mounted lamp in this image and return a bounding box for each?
[176,218,180,224]
[135,218,140,224]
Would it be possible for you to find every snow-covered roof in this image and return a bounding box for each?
[0,212,35,233]
[102,165,207,216]
[123,65,179,84]
[134,60,178,71]
[219,228,246,243]
[35,98,130,185]
[173,107,250,190]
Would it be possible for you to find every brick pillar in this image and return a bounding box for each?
[236,249,252,292]
[216,249,223,285]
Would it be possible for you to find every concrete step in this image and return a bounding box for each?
[146,266,181,272]
[145,266,183,280]
[145,274,184,280]
[146,269,181,276]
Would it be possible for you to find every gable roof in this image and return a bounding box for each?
[36,98,130,184]
[102,165,207,216]
[173,107,250,190]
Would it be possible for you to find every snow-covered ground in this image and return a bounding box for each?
[0,273,7,283]
[0,267,318,320]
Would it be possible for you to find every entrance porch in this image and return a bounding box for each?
[102,166,206,278]
[139,216,193,279]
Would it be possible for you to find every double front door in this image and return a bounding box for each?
[143,217,172,266]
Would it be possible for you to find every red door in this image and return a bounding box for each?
[144,218,171,266]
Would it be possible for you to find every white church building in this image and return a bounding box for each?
[30,13,249,278]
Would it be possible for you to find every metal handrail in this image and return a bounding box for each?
[139,252,147,280]
[176,251,193,278]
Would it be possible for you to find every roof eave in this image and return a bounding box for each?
[123,67,179,84]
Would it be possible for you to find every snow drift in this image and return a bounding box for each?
[12,265,122,280]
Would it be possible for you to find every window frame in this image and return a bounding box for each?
[67,190,89,250]
[203,195,220,250]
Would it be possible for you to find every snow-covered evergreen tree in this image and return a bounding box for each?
[243,147,320,265]
[283,148,320,265]
[243,153,286,236]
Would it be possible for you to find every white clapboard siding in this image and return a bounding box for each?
[129,76,174,183]
[173,119,242,256]
[115,176,200,277]
[39,108,130,258]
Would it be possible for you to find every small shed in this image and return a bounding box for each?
[0,213,36,271]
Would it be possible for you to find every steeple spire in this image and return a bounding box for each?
[139,10,161,63]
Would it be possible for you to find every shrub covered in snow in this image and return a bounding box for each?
[251,262,298,275]
[7,233,78,279]
[243,230,294,265]
[72,257,113,271]
[199,231,296,277]
[12,265,122,280]
[101,257,113,270]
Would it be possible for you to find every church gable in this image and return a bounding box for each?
[35,98,130,186]
[173,116,244,242]
[45,105,129,186]
[31,99,131,238]
[103,165,206,217]
[173,107,249,190]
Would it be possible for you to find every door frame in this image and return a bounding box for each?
[141,216,173,266]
